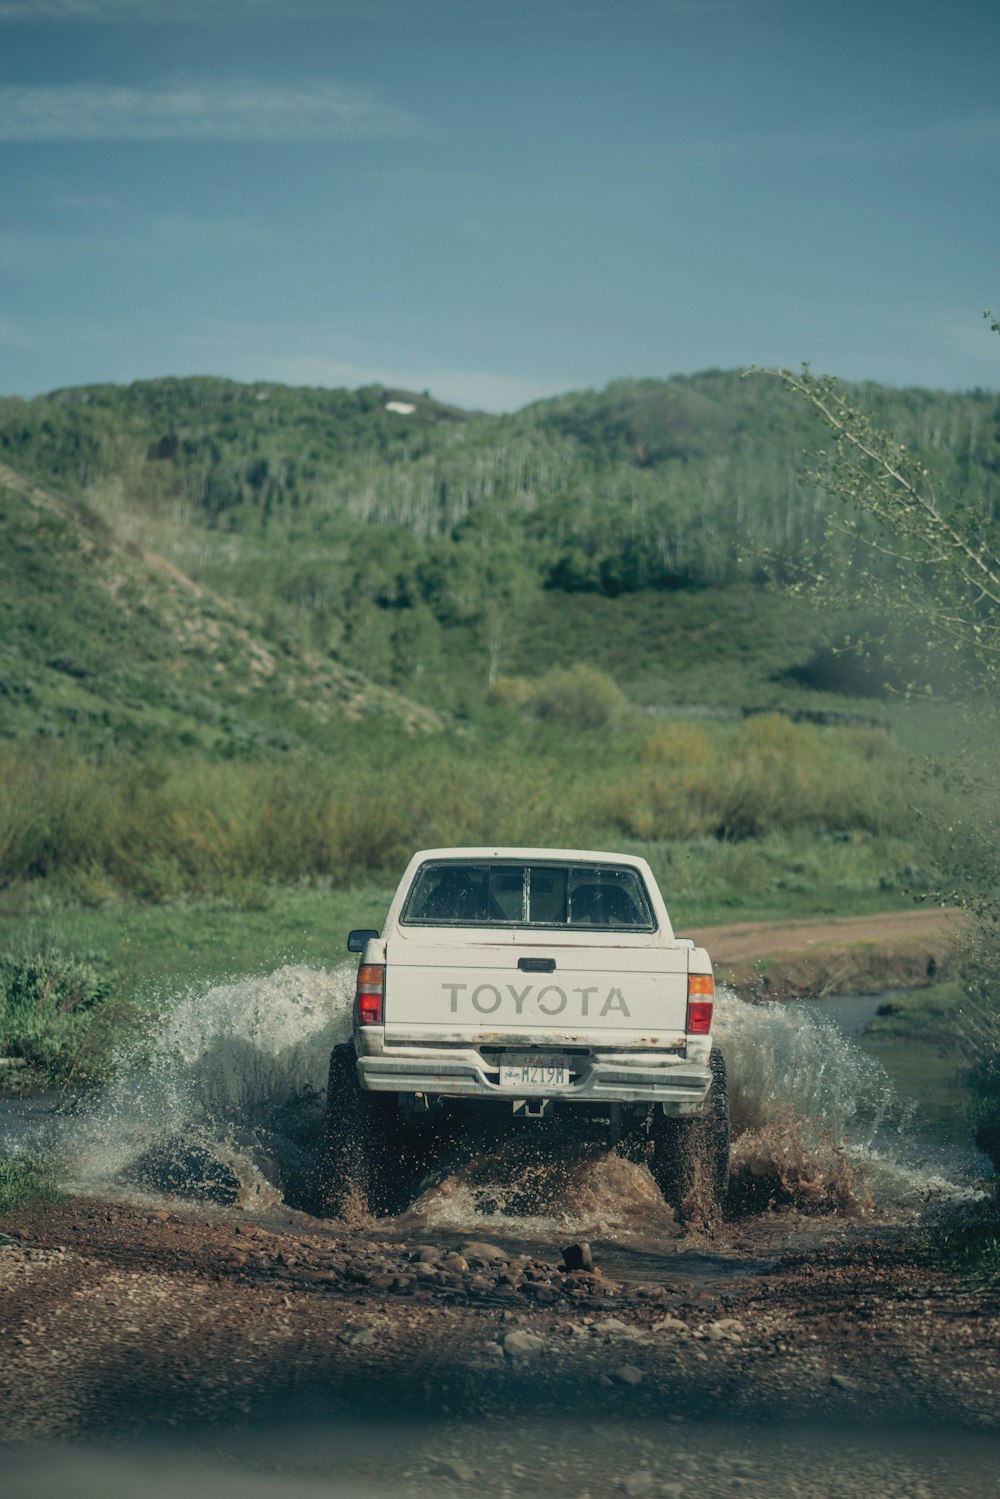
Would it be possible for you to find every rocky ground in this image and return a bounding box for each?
[2,1191,999,1497]
[1,907,992,1495]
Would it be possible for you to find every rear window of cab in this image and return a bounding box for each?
[401,861,656,930]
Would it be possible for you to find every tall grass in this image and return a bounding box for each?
[0,715,935,903]
[605,715,921,843]
[0,1155,63,1214]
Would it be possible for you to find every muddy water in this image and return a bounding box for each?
[1,964,984,1271]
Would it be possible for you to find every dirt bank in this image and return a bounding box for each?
[692,907,968,1000]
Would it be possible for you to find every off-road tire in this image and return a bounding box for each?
[319,1043,371,1217]
[320,1044,428,1218]
[650,1046,730,1221]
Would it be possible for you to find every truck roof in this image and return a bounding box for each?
[405,847,654,867]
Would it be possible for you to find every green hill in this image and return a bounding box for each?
[3,369,996,722]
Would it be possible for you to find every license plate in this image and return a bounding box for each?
[498,1055,572,1090]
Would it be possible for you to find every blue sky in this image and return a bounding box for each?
[0,0,997,410]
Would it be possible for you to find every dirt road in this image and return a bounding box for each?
[2,1190,998,1498]
[692,906,967,964]
[692,906,968,997]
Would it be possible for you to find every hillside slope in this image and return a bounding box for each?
[0,461,439,754]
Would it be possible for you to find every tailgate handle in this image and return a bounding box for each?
[518,957,556,973]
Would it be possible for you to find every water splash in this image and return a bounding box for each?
[714,987,981,1209]
[406,1136,674,1239]
[714,986,907,1144]
[38,967,981,1221]
[57,964,355,1205]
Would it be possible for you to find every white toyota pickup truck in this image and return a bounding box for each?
[322,847,729,1221]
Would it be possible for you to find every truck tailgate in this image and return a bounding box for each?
[382,940,689,1046]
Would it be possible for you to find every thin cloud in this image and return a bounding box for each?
[0,1,280,19]
[247,354,578,413]
[0,211,295,268]
[0,0,457,20]
[0,308,579,412]
[0,79,421,141]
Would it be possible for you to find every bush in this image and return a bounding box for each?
[930,1190,1000,1277]
[0,944,122,1084]
[528,663,629,730]
[0,716,937,904]
[605,716,920,844]
[488,664,630,731]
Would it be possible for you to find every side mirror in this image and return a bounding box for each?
[347,928,380,953]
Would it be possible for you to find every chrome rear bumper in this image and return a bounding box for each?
[356,1047,712,1113]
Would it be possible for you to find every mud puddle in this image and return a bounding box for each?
[2,962,989,1282]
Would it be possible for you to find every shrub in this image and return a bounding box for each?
[0,945,123,1084]
[0,1154,63,1215]
[930,1191,1000,1277]
[527,663,629,730]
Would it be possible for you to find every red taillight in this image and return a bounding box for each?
[356,964,385,1026]
[687,973,714,1034]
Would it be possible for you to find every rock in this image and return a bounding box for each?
[441,1254,469,1274]
[411,1245,440,1263]
[562,1241,594,1272]
[705,1317,745,1342]
[619,1472,654,1496]
[339,1327,376,1347]
[611,1364,643,1386]
[502,1330,546,1358]
[651,1317,689,1334]
[460,1241,507,1263]
[593,1317,639,1339]
[522,1283,557,1304]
